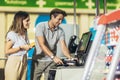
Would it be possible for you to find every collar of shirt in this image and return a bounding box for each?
[46,22,59,31]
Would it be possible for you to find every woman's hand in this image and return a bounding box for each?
[20,44,32,51]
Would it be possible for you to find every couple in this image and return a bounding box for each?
[5,8,75,80]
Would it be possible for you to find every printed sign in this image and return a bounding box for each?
[0,0,119,9]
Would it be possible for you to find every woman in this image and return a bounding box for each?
[5,11,31,80]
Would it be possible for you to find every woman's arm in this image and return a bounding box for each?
[5,40,31,55]
[5,40,20,54]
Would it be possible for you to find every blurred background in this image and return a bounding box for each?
[0,0,120,80]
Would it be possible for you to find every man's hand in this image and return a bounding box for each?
[68,57,78,61]
[52,56,63,65]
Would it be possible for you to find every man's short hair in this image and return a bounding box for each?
[50,8,67,18]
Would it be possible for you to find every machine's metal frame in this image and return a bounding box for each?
[82,9,120,80]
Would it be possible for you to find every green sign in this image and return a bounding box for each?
[0,0,119,9]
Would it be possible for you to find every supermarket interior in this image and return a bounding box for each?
[0,0,120,80]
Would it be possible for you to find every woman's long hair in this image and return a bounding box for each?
[7,11,29,35]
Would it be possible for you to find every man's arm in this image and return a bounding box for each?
[60,40,73,59]
[37,36,63,64]
[36,36,53,57]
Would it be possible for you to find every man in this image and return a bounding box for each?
[32,8,74,80]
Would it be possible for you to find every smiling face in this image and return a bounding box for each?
[23,16,30,29]
[9,11,30,34]
[51,14,64,28]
